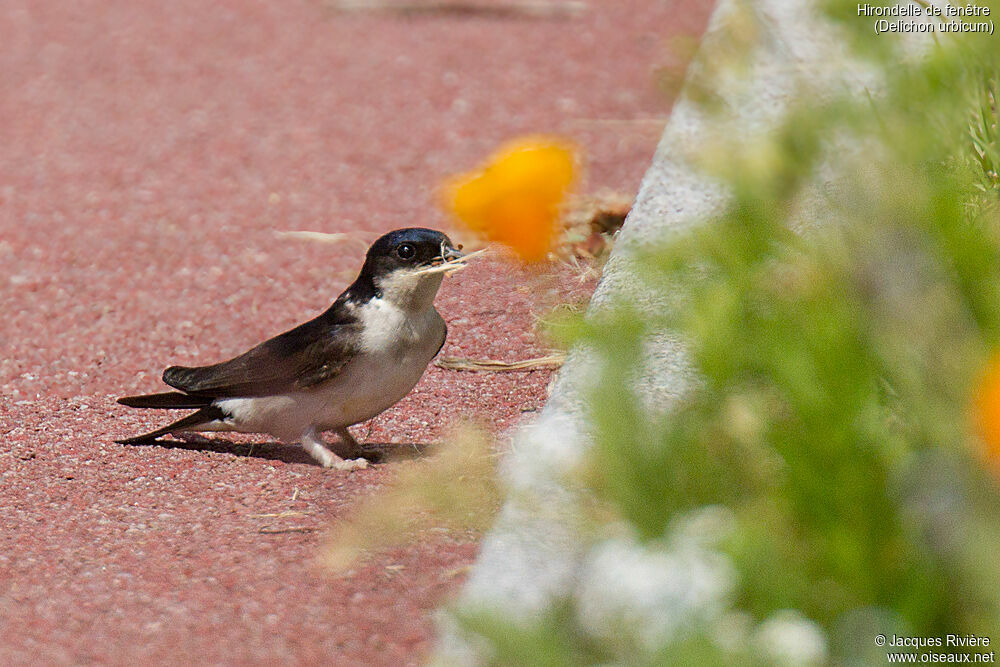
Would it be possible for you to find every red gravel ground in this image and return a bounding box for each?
[0,1,711,664]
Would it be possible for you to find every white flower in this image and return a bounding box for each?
[755,609,828,666]
[575,531,735,651]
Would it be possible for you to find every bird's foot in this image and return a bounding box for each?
[311,446,368,470]
[328,456,369,471]
[301,427,369,471]
[333,427,366,459]
[175,432,214,445]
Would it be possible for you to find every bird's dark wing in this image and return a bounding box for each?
[435,320,448,357]
[163,307,362,398]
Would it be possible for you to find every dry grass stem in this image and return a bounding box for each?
[258,526,316,534]
[435,353,566,372]
[326,0,586,19]
[274,231,372,250]
[568,117,669,127]
[412,247,488,276]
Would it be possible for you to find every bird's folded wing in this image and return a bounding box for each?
[163,316,361,398]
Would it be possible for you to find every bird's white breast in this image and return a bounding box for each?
[339,296,445,420]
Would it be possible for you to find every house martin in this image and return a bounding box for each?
[116,227,466,470]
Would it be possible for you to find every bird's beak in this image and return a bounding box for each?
[442,245,465,262]
[415,244,475,276]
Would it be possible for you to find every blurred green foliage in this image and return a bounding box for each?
[452,1,1000,664]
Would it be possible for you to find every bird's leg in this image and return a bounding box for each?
[175,432,214,445]
[333,427,364,459]
[301,426,368,471]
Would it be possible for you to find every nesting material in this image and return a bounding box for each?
[413,248,488,276]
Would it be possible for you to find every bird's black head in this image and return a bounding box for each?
[359,228,462,280]
[344,228,463,309]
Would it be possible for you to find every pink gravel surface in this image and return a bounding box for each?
[0,1,711,664]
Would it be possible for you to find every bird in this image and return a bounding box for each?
[116,227,466,470]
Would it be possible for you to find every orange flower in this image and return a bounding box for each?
[973,351,1000,470]
[443,138,576,263]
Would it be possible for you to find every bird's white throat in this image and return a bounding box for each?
[374,268,445,313]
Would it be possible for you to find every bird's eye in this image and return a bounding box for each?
[396,243,416,260]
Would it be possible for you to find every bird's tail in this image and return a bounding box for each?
[117,391,212,409]
[116,405,226,445]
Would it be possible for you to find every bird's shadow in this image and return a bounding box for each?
[121,435,435,467]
